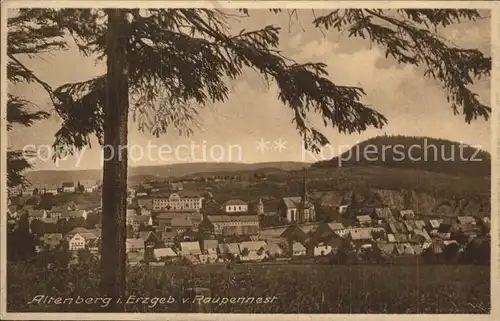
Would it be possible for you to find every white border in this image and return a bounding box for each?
[1,1,498,320]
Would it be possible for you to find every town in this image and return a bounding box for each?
[6,171,491,267]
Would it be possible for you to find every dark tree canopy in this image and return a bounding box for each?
[8,9,490,158]
[6,10,64,189]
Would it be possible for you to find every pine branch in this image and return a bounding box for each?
[8,53,58,106]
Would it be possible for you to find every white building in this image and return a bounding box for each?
[80,180,99,193]
[62,182,76,193]
[313,244,333,257]
[223,199,248,213]
[292,242,307,256]
[68,233,86,251]
[152,192,203,211]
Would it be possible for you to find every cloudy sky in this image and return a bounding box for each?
[8,9,491,171]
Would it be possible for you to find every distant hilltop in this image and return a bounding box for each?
[313,135,490,178]
[24,161,310,187]
[23,135,491,189]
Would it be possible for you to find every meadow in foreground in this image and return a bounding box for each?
[7,262,490,314]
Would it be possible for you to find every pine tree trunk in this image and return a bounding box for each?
[100,9,129,311]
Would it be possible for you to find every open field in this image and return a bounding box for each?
[7,262,490,313]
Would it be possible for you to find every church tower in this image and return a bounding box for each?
[256,197,264,215]
[299,168,308,222]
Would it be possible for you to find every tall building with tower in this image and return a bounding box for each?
[278,169,316,223]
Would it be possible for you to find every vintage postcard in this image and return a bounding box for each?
[0,0,498,320]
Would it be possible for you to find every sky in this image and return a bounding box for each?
[8,9,492,171]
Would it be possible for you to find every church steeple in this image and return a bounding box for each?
[301,168,308,202]
[256,197,264,215]
[299,168,308,222]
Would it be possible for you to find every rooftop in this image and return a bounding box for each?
[223,199,248,206]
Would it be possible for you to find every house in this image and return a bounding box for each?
[170,216,196,234]
[372,208,392,221]
[79,180,98,193]
[154,247,177,260]
[240,241,267,261]
[403,220,416,233]
[410,229,431,244]
[181,229,199,241]
[23,186,37,196]
[158,230,178,246]
[138,231,160,261]
[348,228,373,243]
[218,243,241,257]
[199,253,218,264]
[388,221,407,234]
[265,240,285,257]
[201,239,219,255]
[127,251,144,265]
[309,222,335,244]
[280,224,308,244]
[203,215,259,236]
[328,223,348,238]
[48,206,67,220]
[157,211,202,231]
[152,191,203,211]
[170,182,184,191]
[68,233,86,251]
[278,197,315,223]
[139,231,160,249]
[43,185,59,195]
[292,242,307,256]
[79,232,99,251]
[7,205,18,218]
[480,217,491,232]
[64,201,79,211]
[180,241,202,256]
[126,209,138,225]
[126,238,145,253]
[41,233,63,250]
[318,192,345,210]
[457,216,477,226]
[137,197,153,210]
[66,227,94,237]
[62,182,76,193]
[428,241,445,255]
[413,220,426,230]
[184,255,201,265]
[223,199,248,213]
[61,210,87,221]
[300,224,317,235]
[138,207,151,216]
[377,243,396,257]
[40,217,59,224]
[313,243,332,256]
[428,219,443,231]
[28,209,48,222]
[438,222,453,233]
[387,233,397,243]
[412,245,423,255]
[394,243,415,256]
[356,215,372,226]
[239,241,267,256]
[133,215,153,231]
[259,227,288,240]
[399,210,415,220]
[394,233,409,243]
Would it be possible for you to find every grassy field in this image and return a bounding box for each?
[8,262,490,314]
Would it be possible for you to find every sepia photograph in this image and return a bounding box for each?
[1,1,497,319]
